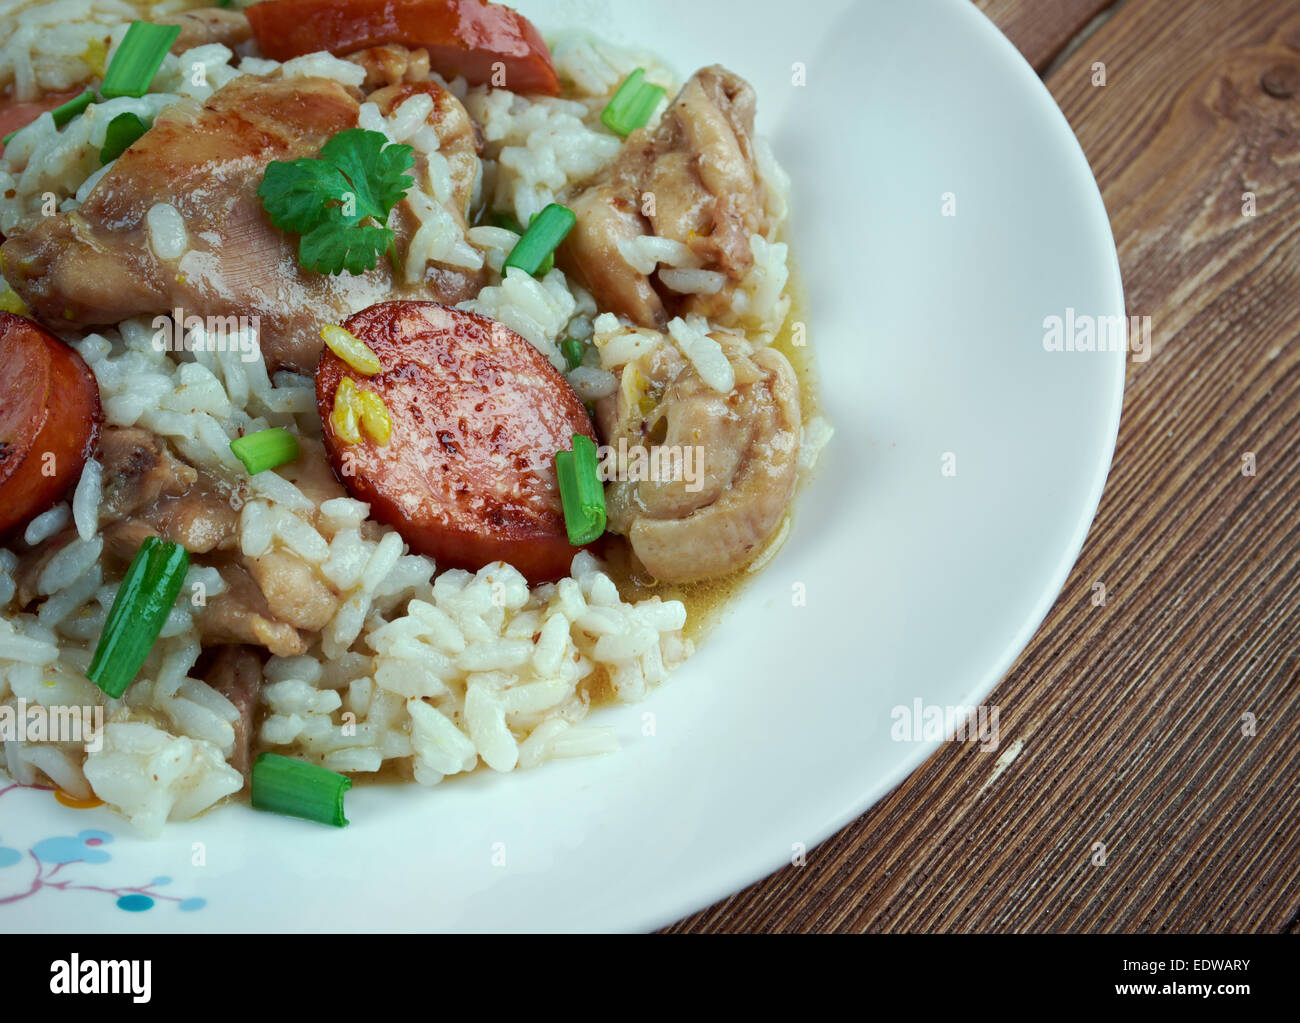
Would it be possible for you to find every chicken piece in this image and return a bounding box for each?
[560,66,768,328]
[97,426,237,558]
[244,550,339,632]
[346,44,432,90]
[98,426,197,521]
[602,341,800,582]
[160,8,253,54]
[1,73,477,374]
[646,66,767,273]
[567,180,667,327]
[199,644,263,780]
[198,562,307,658]
[101,518,161,569]
[277,436,349,506]
[371,79,486,302]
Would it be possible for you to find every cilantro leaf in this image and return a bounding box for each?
[258,158,355,235]
[298,211,395,277]
[319,129,415,223]
[258,128,415,277]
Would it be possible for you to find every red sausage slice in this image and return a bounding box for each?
[0,312,103,537]
[316,302,595,582]
[246,0,561,96]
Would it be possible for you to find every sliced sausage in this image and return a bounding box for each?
[316,301,595,582]
[247,0,560,95]
[0,313,102,537]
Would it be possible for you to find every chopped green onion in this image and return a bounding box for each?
[555,433,606,545]
[230,427,301,475]
[252,753,352,827]
[2,90,95,145]
[99,111,150,163]
[561,337,585,371]
[87,537,190,699]
[600,69,666,138]
[100,22,181,99]
[503,203,574,278]
[494,210,558,275]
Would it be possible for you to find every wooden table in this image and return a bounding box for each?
[668,0,1300,933]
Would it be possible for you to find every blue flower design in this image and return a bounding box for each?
[31,829,114,865]
[0,785,206,912]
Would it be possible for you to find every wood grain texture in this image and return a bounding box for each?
[971,0,1116,71]
[667,0,1300,933]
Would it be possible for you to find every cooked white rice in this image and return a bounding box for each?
[0,13,810,834]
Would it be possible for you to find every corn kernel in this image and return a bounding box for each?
[321,324,382,375]
[356,389,393,446]
[331,378,363,444]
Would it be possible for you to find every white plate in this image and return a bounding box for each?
[3,0,1123,932]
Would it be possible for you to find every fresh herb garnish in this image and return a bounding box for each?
[99,111,150,163]
[258,128,415,276]
[600,68,666,138]
[101,22,181,99]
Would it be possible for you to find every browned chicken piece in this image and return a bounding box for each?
[160,7,252,54]
[567,182,667,327]
[198,561,307,658]
[370,79,486,303]
[1,73,480,374]
[97,427,238,561]
[198,644,264,780]
[245,550,339,632]
[599,340,800,582]
[560,66,769,328]
[345,44,432,90]
[99,426,196,521]
[96,426,342,654]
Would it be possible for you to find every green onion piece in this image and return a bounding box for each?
[252,753,352,827]
[503,203,574,278]
[493,211,562,274]
[2,90,95,145]
[555,433,606,545]
[600,69,666,138]
[561,337,584,371]
[99,111,149,163]
[495,211,556,274]
[230,427,301,475]
[87,537,190,699]
[101,22,182,99]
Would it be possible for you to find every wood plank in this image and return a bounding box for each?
[668,0,1300,932]
[972,0,1115,71]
